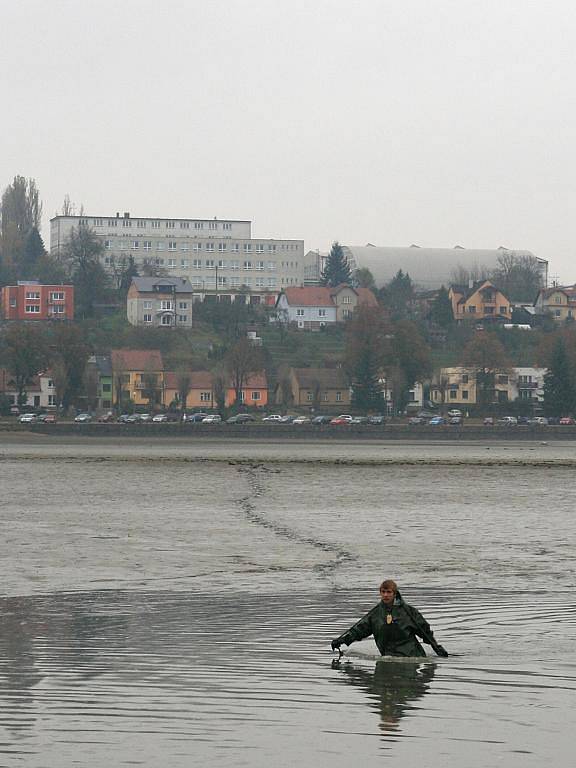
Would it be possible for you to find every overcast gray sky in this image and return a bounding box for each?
[2,0,575,281]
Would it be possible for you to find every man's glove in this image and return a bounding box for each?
[433,644,449,658]
[331,638,342,652]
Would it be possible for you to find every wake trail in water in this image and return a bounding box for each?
[234,462,356,576]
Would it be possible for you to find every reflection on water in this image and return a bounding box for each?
[0,440,575,766]
[332,658,436,734]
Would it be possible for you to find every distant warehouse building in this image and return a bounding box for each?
[303,245,547,290]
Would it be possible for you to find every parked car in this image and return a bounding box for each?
[187,412,209,423]
[447,409,462,418]
[311,415,332,425]
[292,416,311,425]
[37,413,56,423]
[138,413,152,422]
[202,415,222,424]
[262,414,283,422]
[152,413,168,423]
[280,415,296,423]
[74,413,92,423]
[448,416,462,425]
[409,416,425,425]
[417,410,437,419]
[330,414,353,425]
[559,416,575,425]
[517,415,530,425]
[547,416,560,425]
[428,416,446,425]
[528,417,548,426]
[98,411,115,423]
[227,414,256,424]
[367,415,386,425]
[117,414,132,423]
[483,417,494,426]
[19,413,37,423]
[350,416,369,424]
[497,416,518,426]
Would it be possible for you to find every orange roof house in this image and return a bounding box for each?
[275,285,378,329]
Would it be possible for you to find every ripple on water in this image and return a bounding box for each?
[0,589,575,767]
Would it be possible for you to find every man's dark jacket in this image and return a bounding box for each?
[336,595,436,657]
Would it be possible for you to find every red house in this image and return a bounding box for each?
[0,281,74,321]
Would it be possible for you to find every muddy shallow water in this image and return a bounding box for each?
[0,437,574,766]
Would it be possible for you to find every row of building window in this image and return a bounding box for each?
[198,391,261,401]
[468,305,508,314]
[188,277,278,288]
[105,256,283,272]
[141,301,189,310]
[296,309,327,317]
[104,241,296,255]
[306,392,342,401]
[22,291,65,300]
[24,305,66,313]
[142,314,188,324]
[88,219,234,231]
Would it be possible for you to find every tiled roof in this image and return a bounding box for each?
[131,277,193,293]
[164,371,267,390]
[0,368,41,392]
[111,349,164,371]
[282,287,335,307]
[355,288,378,306]
[292,367,349,389]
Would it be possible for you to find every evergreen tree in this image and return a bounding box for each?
[21,227,46,278]
[350,348,385,411]
[543,338,575,416]
[346,305,388,412]
[379,269,414,320]
[118,255,140,300]
[321,241,351,287]
[429,286,454,328]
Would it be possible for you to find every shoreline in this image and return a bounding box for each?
[2,422,576,442]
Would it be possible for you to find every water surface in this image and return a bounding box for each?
[0,438,574,766]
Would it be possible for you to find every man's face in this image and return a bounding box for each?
[380,587,395,605]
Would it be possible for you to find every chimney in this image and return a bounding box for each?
[124,212,130,218]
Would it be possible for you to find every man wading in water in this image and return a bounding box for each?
[331,580,449,658]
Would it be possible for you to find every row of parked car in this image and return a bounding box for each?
[483,416,575,426]
[110,412,387,425]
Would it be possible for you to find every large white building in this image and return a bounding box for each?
[50,213,304,304]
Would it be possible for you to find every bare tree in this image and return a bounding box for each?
[176,368,192,415]
[226,338,264,407]
[212,368,227,413]
[61,194,75,216]
[49,354,68,415]
[113,353,130,413]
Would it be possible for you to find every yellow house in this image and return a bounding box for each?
[431,367,478,407]
[449,280,512,323]
[534,286,576,322]
[111,349,164,408]
[431,366,515,407]
[277,367,351,409]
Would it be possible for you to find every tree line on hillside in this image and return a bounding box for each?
[0,319,266,416]
[0,176,146,319]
